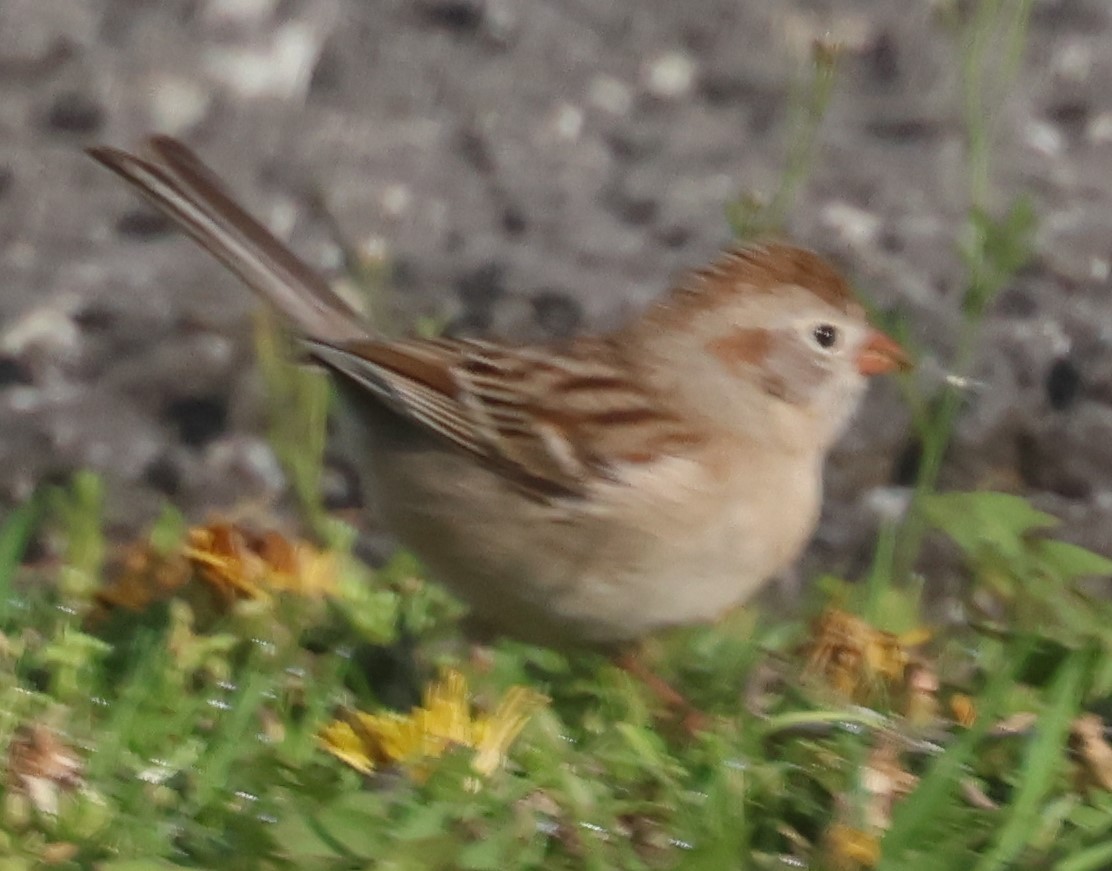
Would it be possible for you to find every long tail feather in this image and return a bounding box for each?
[87,136,367,343]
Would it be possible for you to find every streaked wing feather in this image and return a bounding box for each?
[308,342,487,456]
[306,336,704,500]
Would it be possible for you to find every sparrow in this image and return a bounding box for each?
[87,136,909,649]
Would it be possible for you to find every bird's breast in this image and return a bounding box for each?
[553,446,825,640]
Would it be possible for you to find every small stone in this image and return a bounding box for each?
[1045,358,1082,411]
[531,292,581,338]
[0,356,32,388]
[1025,119,1064,157]
[1086,112,1112,145]
[321,459,362,510]
[419,0,483,33]
[1047,100,1089,137]
[644,51,696,99]
[868,29,900,83]
[380,184,412,218]
[164,395,229,448]
[1052,40,1093,83]
[501,206,527,236]
[549,102,584,141]
[485,0,518,43]
[144,455,182,496]
[890,438,922,487]
[821,201,880,247]
[202,22,324,100]
[456,262,506,308]
[200,435,287,499]
[115,208,173,240]
[200,0,280,26]
[864,486,912,522]
[588,75,632,115]
[148,76,212,134]
[0,303,80,359]
[44,92,104,134]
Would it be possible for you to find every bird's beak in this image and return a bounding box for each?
[856,329,911,376]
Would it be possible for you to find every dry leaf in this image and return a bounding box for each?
[1070,713,1112,792]
[6,724,84,816]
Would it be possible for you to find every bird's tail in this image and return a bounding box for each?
[87,135,366,344]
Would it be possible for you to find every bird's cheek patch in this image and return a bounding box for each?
[705,328,772,372]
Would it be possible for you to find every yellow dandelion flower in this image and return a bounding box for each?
[823,823,880,870]
[472,685,545,777]
[271,538,335,600]
[317,720,378,775]
[318,669,545,781]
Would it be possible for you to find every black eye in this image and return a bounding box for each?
[812,323,839,349]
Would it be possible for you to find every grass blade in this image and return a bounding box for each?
[974,649,1092,871]
[0,497,41,622]
[880,637,1033,867]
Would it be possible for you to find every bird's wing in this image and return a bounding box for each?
[308,335,705,500]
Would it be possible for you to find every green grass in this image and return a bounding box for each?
[2,494,1112,870]
[3,0,1110,868]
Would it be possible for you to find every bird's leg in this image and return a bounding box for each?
[614,647,709,735]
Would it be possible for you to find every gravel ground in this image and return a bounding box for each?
[3,0,1112,588]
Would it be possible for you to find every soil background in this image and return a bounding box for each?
[3,0,1112,590]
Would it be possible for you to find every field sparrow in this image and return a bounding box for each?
[88,137,909,649]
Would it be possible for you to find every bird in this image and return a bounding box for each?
[87,135,909,651]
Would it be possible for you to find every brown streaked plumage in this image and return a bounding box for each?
[640,243,865,335]
[86,135,909,647]
[705,327,774,370]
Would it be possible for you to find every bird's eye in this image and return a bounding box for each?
[812,323,839,349]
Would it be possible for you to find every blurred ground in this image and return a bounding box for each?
[2,0,1112,586]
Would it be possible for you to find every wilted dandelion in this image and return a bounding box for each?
[93,538,191,613]
[1070,713,1112,793]
[96,522,337,617]
[804,607,931,715]
[6,724,84,817]
[184,523,337,602]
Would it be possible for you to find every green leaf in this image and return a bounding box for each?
[147,503,188,554]
[923,491,1057,558]
[983,197,1037,276]
[960,198,1036,317]
[49,470,106,597]
[276,791,389,859]
[458,833,516,870]
[1033,540,1112,582]
[1057,840,1112,871]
